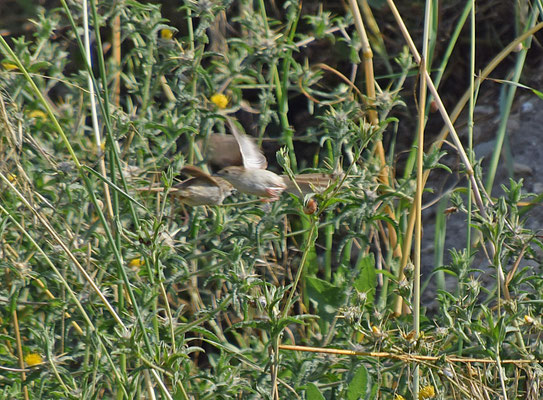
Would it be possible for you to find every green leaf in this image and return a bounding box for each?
[353,254,376,306]
[347,364,371,400]
[306,383,326,400]
[487,77,543,100]
[28,60,50,72]
[306,276,346,328]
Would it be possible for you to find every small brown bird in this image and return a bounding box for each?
[215,118,286,201]
[217,166,286,201]
[171,165,233,206]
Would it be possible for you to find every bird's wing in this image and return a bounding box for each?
[207,134,243,168]
[225,118,267,170]
[181,165,220,186]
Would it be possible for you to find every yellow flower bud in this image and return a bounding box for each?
[25,353,43,366]
[210,93,229,109]
[419,385,436,399]
[128,257,145,268]
[29,110,47,120]
[161,29,173,40]
[2,61,18,71]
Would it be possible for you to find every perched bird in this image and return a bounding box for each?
[215,118,286,201]
[171,165,234,206]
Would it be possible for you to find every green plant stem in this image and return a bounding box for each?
[273,58,297,171]
[157,184,178,354]
[281,221,318,320]
[412,1,432,397]
[274,218,317,399]
[461,7,476,361]
[141,41,155,112]
[258,0,297,170]
[48,353,74,395]
[88,0,129,382]
[280,5,301,171]
[496,354,509,400]
[324,211,333,281]
[433,195,448,291]
[271,337,280,400]
[386,0,486,219]
[61,0,150,238]
[177,294,233,335]
[84,0,113,222]
[404,0,472,178]
[485,8,538,193]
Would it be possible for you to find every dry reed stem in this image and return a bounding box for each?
[12,309,30,400]
[279,344,540,365]
[348,0,403,288]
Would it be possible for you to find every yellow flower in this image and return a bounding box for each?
[524,315,535,325]
[25,353,43,366]
[210,93,228,109]
[7,173,16,183]
[419,385,436,399]
[29,110,47,120]
[160,29,173,40]
[128,257,145,268]
[402,330,416,341]
[394,394,406,400]
[2,61,18,71]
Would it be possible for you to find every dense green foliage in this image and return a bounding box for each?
[1,1,543,399]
